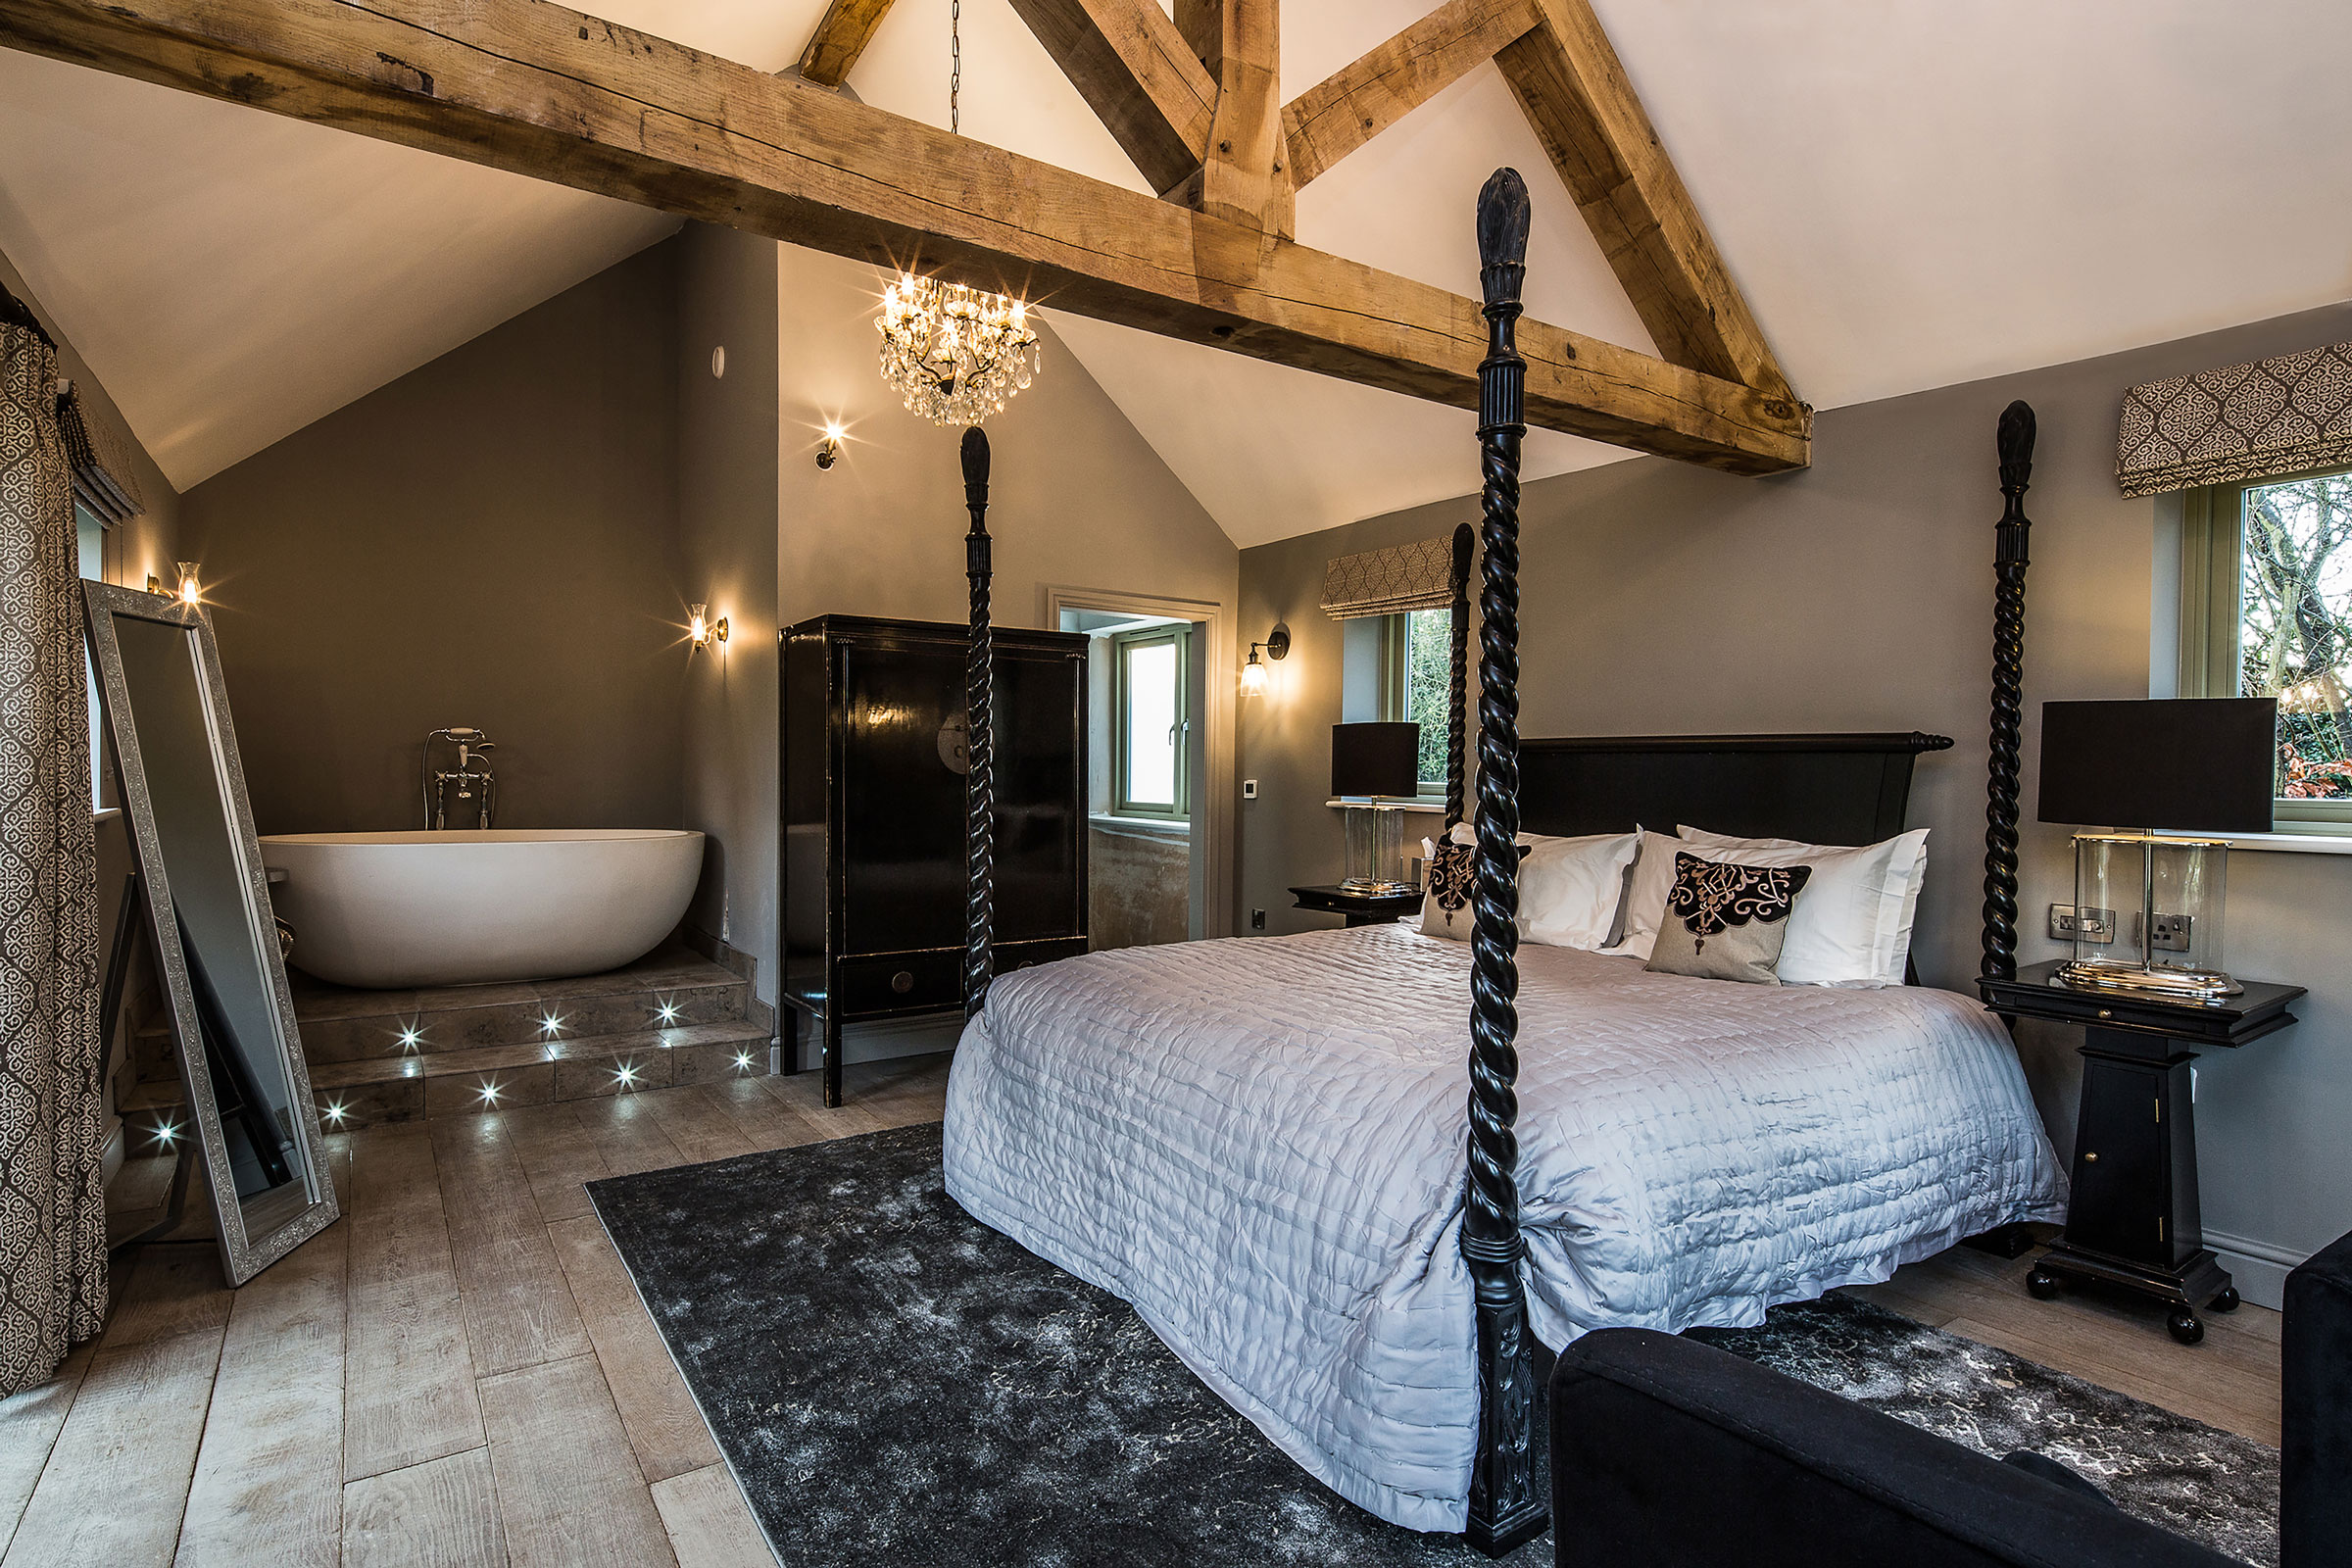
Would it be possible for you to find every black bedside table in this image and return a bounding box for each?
[1290,884,1423,927]
[1979,957,2303,1345]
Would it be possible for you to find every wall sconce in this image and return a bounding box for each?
[174,562,203,608]
[689,604,729,650]
[816,423,843,470]
[1241,624,1290,695]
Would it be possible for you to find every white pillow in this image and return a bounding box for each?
[1423,825,1639,950]
[1597,829,1685,962]
[1676,824,1930,988]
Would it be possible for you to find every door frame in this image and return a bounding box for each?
[1044,583,1234,940]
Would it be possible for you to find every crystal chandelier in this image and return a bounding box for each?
[876,272,1042,427]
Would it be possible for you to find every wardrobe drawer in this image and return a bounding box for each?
[833,953,962,1016]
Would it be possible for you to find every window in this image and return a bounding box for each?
[1380,608,1453,794]
[2178,463,2352,828]
[74,503,104,807]
[1112,625,1189,819]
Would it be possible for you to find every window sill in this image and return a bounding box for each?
[2159,830,2352,856]
[1090,813,1190,839]
[1324,798,1447,813]
[94,808,120,823]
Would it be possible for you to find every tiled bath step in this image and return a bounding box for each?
[137,948,750,1063]
[122,1016,775,1138]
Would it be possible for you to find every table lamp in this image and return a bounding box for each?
[1332,721,1419,892]
[2036,698,2278,1000]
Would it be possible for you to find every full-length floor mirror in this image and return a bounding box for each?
[83,580,337,1284]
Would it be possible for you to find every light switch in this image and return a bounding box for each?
[1242,778,1258,799]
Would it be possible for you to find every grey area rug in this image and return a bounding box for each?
[587,1123,2278,1568]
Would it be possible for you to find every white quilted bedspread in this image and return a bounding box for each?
[941,925,2065,1534]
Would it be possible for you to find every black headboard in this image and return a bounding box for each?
[1516,732,1953,846]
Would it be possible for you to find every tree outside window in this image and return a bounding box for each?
[2238,470,2352,799]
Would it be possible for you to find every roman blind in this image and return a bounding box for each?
[1319,534,1457,620]
[2117,340,2352,498]
[55,383,144,524]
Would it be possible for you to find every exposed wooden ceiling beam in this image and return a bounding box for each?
[1171,0,1292,237]
[1003,0,1215,197]
[0,0,1807,472]
[1499,0,1791,399]
[795,0,895,89]
[1283,0,1540,190]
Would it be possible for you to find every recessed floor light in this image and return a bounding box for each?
[324,1101,348,1125]
[656,1000,681,1024]
[732,1052,754,1071]
[613,1062,641,1089]
[398,1025,422,1050]
[539,1013,565,1037]
[478,1081,503,1104]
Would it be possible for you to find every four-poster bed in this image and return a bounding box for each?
[942,172,2060,1554]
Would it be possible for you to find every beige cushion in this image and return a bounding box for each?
[1644,853,1813,985]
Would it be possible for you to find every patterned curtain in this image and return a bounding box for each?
[1319,534,1457,619]
[0,316,106,1394]
[2117,341,2352,498]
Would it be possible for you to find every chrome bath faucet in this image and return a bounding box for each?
[421,726,498,829]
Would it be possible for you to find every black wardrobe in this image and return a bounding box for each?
[781,614,1089,1105]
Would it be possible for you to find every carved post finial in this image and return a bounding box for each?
[962,425,996,1019]
[1461,166,1547,1558]
[1477,169,1532,304]
[1983,400,2035,984]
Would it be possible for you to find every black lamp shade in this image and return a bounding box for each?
[2036,698,2278,833]
[1332,722,1419,798]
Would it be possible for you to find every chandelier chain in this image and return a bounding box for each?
[950,0,960,135]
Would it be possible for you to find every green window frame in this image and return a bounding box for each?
[1111,624,1190,820]
[1378,608,1453,795]
[2177,460,2352,832]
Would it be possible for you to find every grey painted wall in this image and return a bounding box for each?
[181,242,685,837]
[1238,299,2352,1304]
[664,238,1241,1023]
[675,223,781,992]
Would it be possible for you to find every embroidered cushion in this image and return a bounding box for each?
[1418,836,1532,941]
[1644,853,1813,985]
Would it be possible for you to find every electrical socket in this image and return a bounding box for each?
[1250,908,1266,930]
[2146,911,2194,953]
[2049,904,2116,944]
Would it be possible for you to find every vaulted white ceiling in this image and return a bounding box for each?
[2,1,2349,544]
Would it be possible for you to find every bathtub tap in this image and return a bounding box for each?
[423,726,498,829]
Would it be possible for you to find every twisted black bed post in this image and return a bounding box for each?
[1460,167,1547,1559]
[1982,401,2035,986]
[1445,520,1475,833]
[962,426,995,1021]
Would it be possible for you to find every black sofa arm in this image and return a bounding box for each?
[1550,1328,2236,1568]
[2285,1230,2352,1568]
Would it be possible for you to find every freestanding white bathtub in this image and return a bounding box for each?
[259,829,705,989]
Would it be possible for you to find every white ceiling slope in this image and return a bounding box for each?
[1,0,2349,539]
[0,49,677,490]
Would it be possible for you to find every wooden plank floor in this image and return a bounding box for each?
[0,1054,2280,1565]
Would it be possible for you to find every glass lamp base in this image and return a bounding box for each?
[1339,877,1416,895]
[2056,959,2243,1002]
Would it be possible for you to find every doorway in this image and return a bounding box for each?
[1060,603,1209,949]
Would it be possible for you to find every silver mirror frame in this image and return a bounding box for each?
[83,579,338,1284]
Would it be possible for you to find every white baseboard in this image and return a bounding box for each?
[2204,1227,2308,1311]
